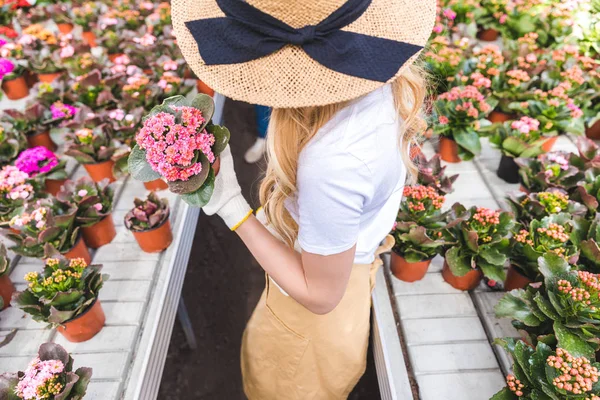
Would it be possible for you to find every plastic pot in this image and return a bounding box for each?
[390,251,432,282]
[488,111,513,124]
[27,131,56,151]
[62,235,92,265]
[196,79,215,97]
[81,214,116,249]
[504,265,533,291]
[56,299,105,342]
[477,28,499,41]
[56,23,73,34]
[497,155,520,184]
[83,159,116,183]
[213,156,221,176]
[38,72,62,83]
[44,178,66,196]
[541,136,558,153]
[108,53,125,62]
[586,120,600,140]
[131,217,173,253]
[0,274,15,310]
[144,178,168,191]
[439,137,461,163]
[82,31,96,47]
[1,76,29,100]
[442,259,482,291]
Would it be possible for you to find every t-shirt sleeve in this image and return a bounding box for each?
[296,151,374,256]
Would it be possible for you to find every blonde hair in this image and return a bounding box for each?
[259,64,428,248]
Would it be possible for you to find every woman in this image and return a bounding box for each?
[173,0,435,398]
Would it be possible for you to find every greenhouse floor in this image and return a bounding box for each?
[384,136,579,400]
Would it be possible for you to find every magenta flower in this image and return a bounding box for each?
[15,147,60,177]
[0,57,15,80]
[50,101,78,120]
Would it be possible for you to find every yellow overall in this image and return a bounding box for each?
[241,235,395,400]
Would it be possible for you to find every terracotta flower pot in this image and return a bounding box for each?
[82,31,97,47]
[56,299,105,342]
[442,259,482,291]
[541,136,558,153]
[57,23,73,34]
[488,110,513,124]
[1,76,29,100]
[108,53,124,62]
[27,131,56,151]
[390,251,432,282]
[81,214,116,249]
[44,178,66,196]
[83,160,116,183]
[24,69,38,88]
[196,79,215,97]
[439,137,461,163]
[213,156,221,176]
[519,185,530,194]
[477,28,499,42]
[504,265,533,291]
[497,155,520,184]
[586,120,600,140]
[0,274,15,310]
[144,178,169,191]
[62,236,92,265]
[132,217,173,253]
[38,72,62,83]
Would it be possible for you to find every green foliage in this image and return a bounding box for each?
[64,124,119,164]
[516,152,584,193]
[0,125,27,167]
[506,189,587,227]
[56,177,114,228]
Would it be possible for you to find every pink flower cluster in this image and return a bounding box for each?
[15,357,65,399]
[547,348,599,395]
[505,374,524,397]
[15,146,59,177]
[546,152,570,171]
[136,106,216,182]
[403,185,444,213]
[0,165,33,201]
[50,101,77,120]
[0,57,15,79]
[10,207,47,230]
[537,223,569,243]
[511,117,540,134]
[472,207,500,226]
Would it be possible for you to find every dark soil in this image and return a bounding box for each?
[157,99,381,399]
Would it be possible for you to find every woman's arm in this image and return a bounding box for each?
[236,215,356,315]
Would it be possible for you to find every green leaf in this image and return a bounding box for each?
[445,246,472,277]
[207,124,230,156]
[128,145,161,182]
[495,290,543,326]
[554,321,595,359]
[46,290,84,307]
[454,129,481,157]
[479,260,506,282]
[538,254,570,285]
[489,387,518,400]
[167,152,210,194]
[180,168,215,208]
[581,239,600,266]
[480,247,507,266]
[533,292,560,321]
[503,136,527,157]
[71,367,92,397]
[190,93,215,127]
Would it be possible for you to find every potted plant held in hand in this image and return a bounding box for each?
[14,146,68,196]
[0,244,14,310]
[57,177,115,249]
[65,126,119,183]
[13,254,107,342]
[443,204,513,290]
[125,192,172,253]
[433,85,495,163]
[390,185,448,282]
[490,117,546,183]
[128,94,230,206]
[0,343,93,399]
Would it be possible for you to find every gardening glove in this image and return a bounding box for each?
[202,145,253,230]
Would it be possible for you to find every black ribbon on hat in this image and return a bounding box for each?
[184,0,423,82]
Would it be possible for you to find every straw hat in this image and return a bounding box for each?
[173,0,436,108]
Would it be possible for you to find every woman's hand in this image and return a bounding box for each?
[203,145,252,229]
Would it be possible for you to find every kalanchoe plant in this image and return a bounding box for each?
[0,343,93,400]
[414,153,458,195]
[576,215,600,271]
[432,85,495,160]
[66,69,117,109]
[124,192,169,232]
[128,94,230,207]
[424,36,465,94]
[516,151,583,193]
[2,103,47,138]
[6,200,78,259]
[0,123,26,166]
[0,165,36,225]
[510,213,581,282]
[443,204,513,282]
[65,125,119,164]
[13,253,106,326]
[397,185,445,224]
[506,189,587,226]
[496,254,600,360]
[56,177,114,228]
[14,146,67,183]
[491,339,600,400]
[490,117,546,159]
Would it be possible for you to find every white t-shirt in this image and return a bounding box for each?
[285,84,406,264]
